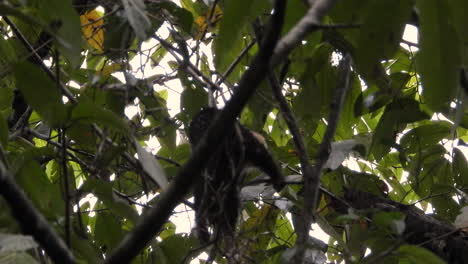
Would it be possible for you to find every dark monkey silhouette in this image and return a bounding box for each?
[187,107,285,242]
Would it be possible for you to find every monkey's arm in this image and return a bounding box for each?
[241,127,285,191]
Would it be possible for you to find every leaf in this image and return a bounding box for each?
[134,138,169,190]
[293,60,322,138]
[247,81,274,131]
[454,148,468,187]
[354,0,412,81]
[137,88,177,149]
[148,1,194,34]
[371,98,429,160]
[15,160,64,218]
[325,139,366,170]
[153,234,197,264]
[81,179,139,223]
[270,113,290,147]
[150,43,168,67]
[416,0,461,111]
[449,1,468,65]
[240,205,279,258]
[372,212,406,235]
[71,99,130,133]
[398,245,446,264]
[38,0,82,67]
[122,0,151,40]
[180,86,208,125]
[282,0,308,35]
[214,0,261,74]
[0,112,8,147]
[103,11,135,60]
[80,10,104,52]
[70,232,102,263]
[399,122,451,154]
[14,61,68,128]
[94,212,125,251]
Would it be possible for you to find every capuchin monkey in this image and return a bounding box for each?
[187,107,285,243]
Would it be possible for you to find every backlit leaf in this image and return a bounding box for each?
[80,9,104,52]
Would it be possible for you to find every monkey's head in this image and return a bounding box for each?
[187,107,219,147]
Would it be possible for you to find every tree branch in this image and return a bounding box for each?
[271,0,339,67]
[267,74,315,258]
[305,53,352,217]
[0,160,76,263]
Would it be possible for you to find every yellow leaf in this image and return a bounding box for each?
[98,63,122,76]
[194,6,223,40]
[80,10,104,52]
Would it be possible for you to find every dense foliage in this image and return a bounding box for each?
[1,0,468,263]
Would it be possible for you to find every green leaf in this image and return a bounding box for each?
[371,98,429,160]
[82,179,139,224]
[95,211,125,251]
[398,245,446,264]
[104,12,135,60]
[354,0,412,81]
[372,211,405,235]
[153,234,197,264]
[38,0,82,67]
[416,0,461,111]
[400,122,451,154]
[137,88,177,149]
[214,0,260,74]
[270,113,290,147]
[14,61,68,128]
[246,81,274,131]
[0,112,8,147]
[71,99,130,134]
[282,0,307,35]
[15,160,64,218]
[70,232,103,263]
[292,60,322,138]
[0,37,18,66]
[336,74,360,139]
[454,148,468,188]
[148,1,194,34]
[159,222,176,240]
[180,86,208,125]
[448,0,468,66]
[150,44,168,67]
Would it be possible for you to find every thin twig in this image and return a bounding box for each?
[217,39,256,86]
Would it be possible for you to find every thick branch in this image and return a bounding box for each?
[104,1,286,263]
[0,161,76,263]
[271,0,338,67]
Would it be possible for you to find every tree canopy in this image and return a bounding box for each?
[1,0,468,263]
